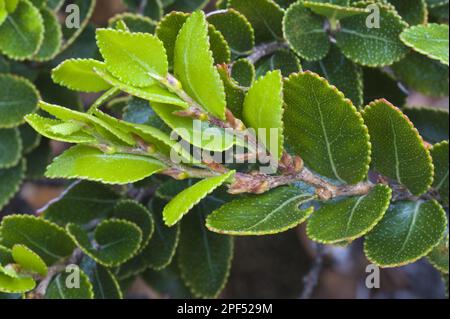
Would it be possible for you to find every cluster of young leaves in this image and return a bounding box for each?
[1,0,449,299]
[0,0,97,211]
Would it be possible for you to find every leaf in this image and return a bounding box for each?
[0,215,76,265]
[25,137,50,180]
[0,74,39,128]
[362,99,434,196]
[109,12,156,33]
[116,198,180,278]
[166,0,208,12]
[33,7,62,61]
[386,0,427,25]
[0,274,35,294]
[231,58,255,87]
[80,257,123,299]
[256,49,302,78]
[174,11,226,120]
[207,8,255,54]
[303,1,368,20]
[208,23,231,64]
[335,3,409,67]
[0,128,22,169]
[93,65,188,108]
[392,52,449,97]
[431,141,449,206]
[96,28,168,87]
[24,114,96,144]
[364,200,447,267]
[307,184,392,244]
[43,181,119,226]
[207,186,314,235]
[52,59,113,93]
[284,71,371,184]
[66,219,142,267]
[217,65,246,119]
[304,44,363,107]
[427,229,449,274]
[46,145,167,185]
[111,200,154,251]
[19,123,41,154]
[0,0,44,60]
[229,0,284,43]
[163,171,235,227]
[1,0,8,25]
[0,160,25,210]
[150,102,236,152]
[403,107,449,144]
[45,269,94,299]
[400,24,449,66]
[178,206,233,298]
[4,0,19,13]
[0,245,13,264]
[283,1,330,61]
[142,264,192,299]
[11,244,47,276]
[243,70,284,159]
[363,67,407,107]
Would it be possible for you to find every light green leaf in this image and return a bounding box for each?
[335,2,409,66]
[66,219,142,267]
[0,74,39,128]
[46,145,167,185]
[80,257,123,299]
[0,160,25,210]
[43,181,119,226]
[178,206,233,298]
[392,52,449,97]
[400,24,449,66]
[111,200,154,251]
[207,8,255,54]
[33,7,62,61]
[303,1,368,20]
[46,269,94,299]
[5,0,19,13]
[0,0,7,25]
[207,186,314,235]
[403,106,448,144]
[52,59,112,93]
[93,64,188,108]
[304,44,363,107]
[163,171,235,226]
[96,28,168,87]
[0,274,35,294]
[431,141,449,206]
[243,70,284,159]
[364,200,447,267]
[11,244,47,276]
[283,1,330,61]
[25,114,97,144]
[362,99,434,195]
[0,128,22,169]
[0,0,44,60]
[174,11,226,120]
[229,0,284,43]
[284,71,371,184]
[307,184,392,244]
[427,229,449,274]
[0,215,76,265]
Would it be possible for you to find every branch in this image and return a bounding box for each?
[246,41,289,64]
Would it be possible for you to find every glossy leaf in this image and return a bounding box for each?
[283,2,330,61]
[364,200,447,267]
[0,128,22,169]
[207,186,314,235]
[307,184,392,244]
[11,244,47,276]
[284,71,371,184]
[52,59,112,92]
[243,70,284,158]
[362,99,434,195]
[431,141,449,206]
[96,28,168,87]
[400,24,449,66]
[163,171,235,226]
[0,0,44,60]
[0,74,39,128]
[66,219,142,267]
[0,215,76,264]
[174,11,226,120]
[46,145,167,185]
[45,269,94,299]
